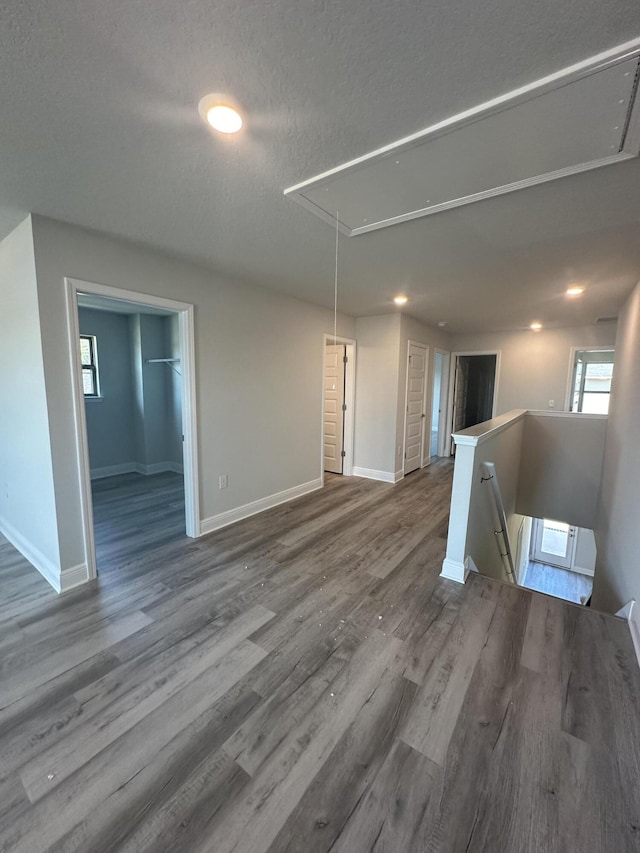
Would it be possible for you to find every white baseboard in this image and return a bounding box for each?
[135,461,183,476]
[629,603,640,667]
[352,466,402,484]
[60,563,91,592]
[91,461,184,479]
[617,600,640,668]
[90,462,137,480]
[200,478,323,536]
[440,556,469,584]
[0,516,61,592]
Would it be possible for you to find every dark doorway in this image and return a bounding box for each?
[451,354,497,451]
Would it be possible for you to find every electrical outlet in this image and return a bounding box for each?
[218,474,228,489]
[548,399,555,408]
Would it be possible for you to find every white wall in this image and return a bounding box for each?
[29,215,355,573]
[517,412,607,530]
[78,308,136,472]
[452,324,617,414]
[593,282,640,613]
[0,218,61,583]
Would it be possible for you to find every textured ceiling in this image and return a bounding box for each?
[2,0,640,332]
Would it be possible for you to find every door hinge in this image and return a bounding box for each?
[341,450,346,457]
[343,355,348,363]
[342,403,347,411]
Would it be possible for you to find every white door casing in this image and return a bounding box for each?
[323,344,346,473]
[404,341,429,474]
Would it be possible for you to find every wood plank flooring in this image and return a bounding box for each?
[1,463,639,852]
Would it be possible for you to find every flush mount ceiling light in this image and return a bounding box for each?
[530,321,543,331]
[394,295,408,304]
[566,285,585,296]
[437,321,448,327]
[198,95,243,134]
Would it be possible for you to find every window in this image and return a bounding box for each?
[569,348,614,414]
[80,335,100,397]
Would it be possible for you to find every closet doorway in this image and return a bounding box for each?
[66,278,199,580]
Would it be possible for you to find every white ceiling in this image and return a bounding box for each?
[2,0,640,333]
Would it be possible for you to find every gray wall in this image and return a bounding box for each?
[130,313,181,470]
[166,314,183,467]
[593,282,640,612]
[80,308,182,475]
[354,313,452,477]
[516,413,607,530]
[78,308,136,471]
[29,215,356,572]
[452,324,617,414]
[354,314,402,475]
[0,217,60,575]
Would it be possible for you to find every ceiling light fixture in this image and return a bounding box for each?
[530,321,543,331]
[437,321,447,327]
[394,295,408,305]
[566,285,585,296]
[206,104,243,134]
[198,95,244,134]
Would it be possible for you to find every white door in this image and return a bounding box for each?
[323,344,345,473]
[533,518,577,569]
[404,342,428,474]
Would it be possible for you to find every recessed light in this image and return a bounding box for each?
[530,321,542,331]
[206,104,243,134]
[566,285,584,297]
[437,321,447,327]
[198,95,244,134]
[394,295,408,305]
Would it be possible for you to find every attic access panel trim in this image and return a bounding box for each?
[284,39,640,236]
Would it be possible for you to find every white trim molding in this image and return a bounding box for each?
[440,557,470,584]
[90,462,138,480]
[616,600,640,668]
[285,40,640,236]
[200,478,323,536]
[60,563,91,592]
[0,516,61,592]
[352,467,403,484]
[90,461,184,480]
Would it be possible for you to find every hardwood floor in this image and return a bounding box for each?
[1,462,639,852]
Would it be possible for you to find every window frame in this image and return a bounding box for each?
[565,346,614,413]
[80,334,100,398]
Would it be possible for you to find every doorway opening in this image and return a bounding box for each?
[448,351,499,454]
[403,341,429,475]
[514,516,594,605]
[66,278,199,581]
[322,335,356,479]
[430,349,450,458]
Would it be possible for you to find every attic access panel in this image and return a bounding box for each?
[285,43,640,236]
